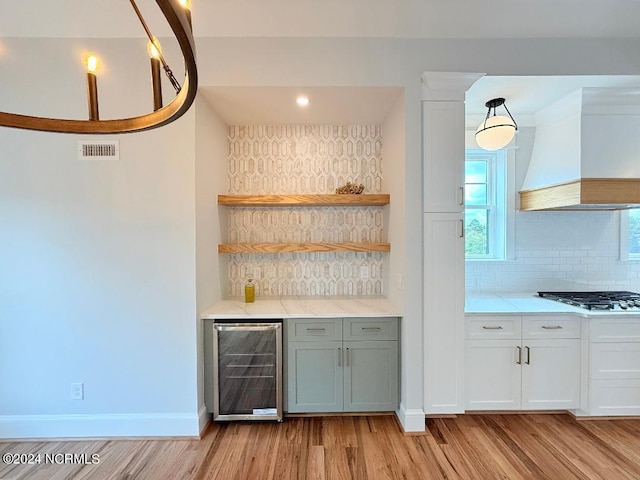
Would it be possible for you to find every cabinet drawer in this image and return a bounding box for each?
[590,343,640,380]
[343,318,398,341]
[466,316,520,340]
[590,318,640,342]
[287,318,342,341]
[522,316,580,339]
[589,379,640,415]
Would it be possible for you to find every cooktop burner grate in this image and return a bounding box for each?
[538,291,640,310]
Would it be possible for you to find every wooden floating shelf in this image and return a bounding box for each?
[218,194,390,207]
[218,242,391,254]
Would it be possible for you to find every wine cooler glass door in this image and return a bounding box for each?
[213,322,282,421]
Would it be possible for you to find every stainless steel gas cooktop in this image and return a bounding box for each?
[538,291,640,311]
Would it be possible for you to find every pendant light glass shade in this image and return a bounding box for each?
[475,98,517,151]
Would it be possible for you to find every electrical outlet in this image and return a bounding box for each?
[253,267,262,279]
[396,273,402,291]
[71,382,84,400]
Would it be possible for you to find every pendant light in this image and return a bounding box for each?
[475,98,518,151]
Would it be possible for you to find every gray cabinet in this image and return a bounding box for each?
[286,317,399,413]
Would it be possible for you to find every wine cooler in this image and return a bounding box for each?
[212,320,283,421]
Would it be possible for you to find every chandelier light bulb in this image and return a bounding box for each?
[147,38,162,59]
[85,54,98,74]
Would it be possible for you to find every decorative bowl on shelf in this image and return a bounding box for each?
[335,182,365,194]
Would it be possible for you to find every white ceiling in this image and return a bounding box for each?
[199,77,640,126]
[2,1,640,125]
[199,86,403,125]
[2,0,640,39]
[465,75,640,121]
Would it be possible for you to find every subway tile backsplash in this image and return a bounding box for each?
[225,125,385,297]
[466,210,640,293]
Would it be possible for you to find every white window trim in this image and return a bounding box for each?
[505,147,516,261]
[465,147,516,262]
[463,137,515,262]
[619,210,640,261]
[620,210,630,261]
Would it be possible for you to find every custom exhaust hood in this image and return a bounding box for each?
[519,88,640,211]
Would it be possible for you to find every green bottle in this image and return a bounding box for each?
[244,277,255,303]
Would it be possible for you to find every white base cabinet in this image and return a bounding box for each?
[465,315,580,411]
[581,317,640,416]
[286,317,399,413]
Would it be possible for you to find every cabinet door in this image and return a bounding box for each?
[343,341,398,412]
[422,101,465,212]
[465,339,521,410]
[287,341,343,413]
[521,339,580,410]
[424,212,465,414]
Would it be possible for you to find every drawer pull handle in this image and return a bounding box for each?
[525,346,531,365]
[516,346,522,365]
[482,326,504,330]
[338,348,342,367]
[541,325,563,330]
[362,327,382,331]
[306,328,326,332]
[346,347,350,367]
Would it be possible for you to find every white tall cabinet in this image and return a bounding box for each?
[421,72,484,414]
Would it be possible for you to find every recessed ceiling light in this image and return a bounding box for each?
[296,96,310,107]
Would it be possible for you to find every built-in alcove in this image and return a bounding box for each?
[199,86,405,299]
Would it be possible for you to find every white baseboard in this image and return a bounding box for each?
[395,404,426,432]
[198,405,210,436]
[0,412,201,439]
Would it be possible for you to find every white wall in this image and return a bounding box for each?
[194,96,228,431]
[0,38,201,438]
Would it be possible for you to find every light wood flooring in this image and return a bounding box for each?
[1,413,640,479]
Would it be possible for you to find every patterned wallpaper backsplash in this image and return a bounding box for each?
[224,125,386,298]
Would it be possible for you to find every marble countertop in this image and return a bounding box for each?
[201,293,640,319]
[465,292,640,317]
[201,296,402,319]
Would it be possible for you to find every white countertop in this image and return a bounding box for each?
[201,296,402,319]
[465,292,640,317]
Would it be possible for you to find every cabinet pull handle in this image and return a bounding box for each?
[459,186,464,206]
[362,327,381,331]
[541,325,563,330]
[459,219,464,238]
[482,326,503,330]
[338,348,342,367]
[525,346,531,365]
[516,346,522,365]
[306,327,326,332]
[346,347,350,367]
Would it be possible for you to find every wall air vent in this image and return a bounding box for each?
[78,140,120,161]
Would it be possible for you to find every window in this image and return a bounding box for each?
[465,149,507,260]
[628,209,640,258]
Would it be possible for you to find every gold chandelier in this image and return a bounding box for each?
[0,0,198,135]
